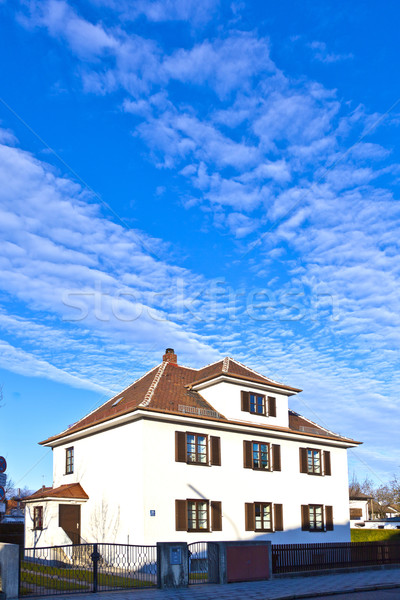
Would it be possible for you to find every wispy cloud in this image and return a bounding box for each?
[9,0,400,483]
[308,40,354,64]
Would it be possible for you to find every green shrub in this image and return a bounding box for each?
[351,528,400,542]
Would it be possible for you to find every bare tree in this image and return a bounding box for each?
[89,498,121,543]
[389,475,400,504]
[25,503,49,549]
[6,479,33,500]
[349,473,375,497]
[374,484,395,517]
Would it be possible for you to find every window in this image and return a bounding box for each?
[111,396,124,407]
[308,449,321,474]
[187,433,207,464]
[188,500,208,531]
[299,448,331,476]
[175,499,222,532]
[175,432,221,466]
[253,442,269,469]
[245,502,283,532]
[241,391,276,417]
[350,508,363,520]
[65,447,74,474]
[309,505,323,531]
[301,504,333,532]
[251,393,265,415]
[33,506,43,530]
[243,440,281,471]
[255,502,272,531]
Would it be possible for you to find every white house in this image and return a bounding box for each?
[349,493,400,529]
[349,493,372,523]
[24,349,360,547]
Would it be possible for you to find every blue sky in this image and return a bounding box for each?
[1,0,400,492]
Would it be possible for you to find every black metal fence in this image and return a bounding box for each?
[21,543,157,596]
[188,542,219,584]
[272,541,400,574]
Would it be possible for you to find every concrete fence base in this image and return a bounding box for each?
[157,540,272,588]
[0,543,19,600]
[157,542,189,588]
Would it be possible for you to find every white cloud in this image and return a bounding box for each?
[11,1,400,482]
[91,0,220,25]
[163,34,275,98]
[0,338,111,394]
[0,133,226,388]
[26,0,118,58]
[308,41,354,64]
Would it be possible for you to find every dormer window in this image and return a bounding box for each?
[250,394,265,415]
[241,391,276,417]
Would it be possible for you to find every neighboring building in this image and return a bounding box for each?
[350,493,400,529]
[1,498,25,524]
[24,349,360,547]
[349,492,372,524]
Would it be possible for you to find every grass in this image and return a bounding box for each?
[351,529,400,542]
[21,561,155,591]
[20,578,90,593]
[189,572,208,581]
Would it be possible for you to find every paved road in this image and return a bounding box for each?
[28,568,400,600]
[302,589,400,600]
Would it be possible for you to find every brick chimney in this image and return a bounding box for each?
[163,348,177,364]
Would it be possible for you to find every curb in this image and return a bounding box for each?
[269,582,400,599]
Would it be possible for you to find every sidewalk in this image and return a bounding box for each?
[30,567,400,600]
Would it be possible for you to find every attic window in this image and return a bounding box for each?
[241,391,277,417]
[112,397,124,407]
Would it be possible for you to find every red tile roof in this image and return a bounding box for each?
[23,483,89,502]
[40,354,357,446]
[191,357,301,392]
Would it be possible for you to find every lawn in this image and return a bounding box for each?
[21,560,155,594]
[351,528,400,542]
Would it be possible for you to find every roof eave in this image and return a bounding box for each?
[188,371,302,394]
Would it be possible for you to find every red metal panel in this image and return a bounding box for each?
[226,545,269,582]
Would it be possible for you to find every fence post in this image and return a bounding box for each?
[0,543,19,600]
[90,544,100,593]
[157,542,188,588]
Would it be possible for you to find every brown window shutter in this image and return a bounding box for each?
[299,448,308,473]
[175,500,187,531]
[175,431,186,462]
[210,436,221,466]
[245,503,255,531]
[211,501,222,531]
[274,504,283,531]
[301,505,310,531]
[326,506,334,531]
[268,396,276,417]
[243,440,252,468]
[324,451,331,476]
[272,444,281,471]
[241,391,250,412]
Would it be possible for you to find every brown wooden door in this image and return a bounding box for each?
[59,504,81,544]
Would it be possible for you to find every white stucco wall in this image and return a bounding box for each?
[30,411,352,547]
[198,380,290,428]
[25,500,73,548]
[139,418,351,545]
[349,499,369,522]
[51,420,146,545]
